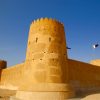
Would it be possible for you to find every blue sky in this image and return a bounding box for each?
[0,0,100,66]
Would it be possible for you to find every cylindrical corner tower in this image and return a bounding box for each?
[17,18,74,100]
[0,60,7,69]
[25,18,68,83]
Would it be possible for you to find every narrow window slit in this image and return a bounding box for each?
[49,37,51,42]
[36,37,38,43]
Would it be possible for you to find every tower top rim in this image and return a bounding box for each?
[31,17,64,26]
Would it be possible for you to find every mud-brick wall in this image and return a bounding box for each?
[68,59,100,94]
[0,63,24,90]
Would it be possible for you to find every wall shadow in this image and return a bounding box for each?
[0,69,2,82]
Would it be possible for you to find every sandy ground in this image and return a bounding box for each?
[81,93,100,100]
[0,89,16,96]
[0,89,16,100]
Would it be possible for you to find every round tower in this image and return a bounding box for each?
[19,18,74,99]
[0,60,7,69]
[25,18,68,83]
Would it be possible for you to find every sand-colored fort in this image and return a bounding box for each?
[0,18,100,100]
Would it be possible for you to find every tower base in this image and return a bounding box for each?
[15,91,74,100]
[15,83,75,100]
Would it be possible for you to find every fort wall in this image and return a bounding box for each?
[0,63,24,90]
[68,59,100,95]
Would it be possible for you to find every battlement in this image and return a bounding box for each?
[31,17,63,26]
[30,18,64,33]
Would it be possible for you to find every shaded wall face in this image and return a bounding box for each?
[25,19,68,83]
[0,60,7,85]
[68,59,100,93]
[0,61,7,69]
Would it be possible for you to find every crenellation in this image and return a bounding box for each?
[31,18,64,30]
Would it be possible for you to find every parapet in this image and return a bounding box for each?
[0,60,7,69]
[30,18,64,32]
[32,18,63,25]
[28,18,65,41]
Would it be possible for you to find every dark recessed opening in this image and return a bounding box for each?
[49,37,51,42]
[36,37,38,43]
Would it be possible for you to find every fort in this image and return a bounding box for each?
[0,18,100,100]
